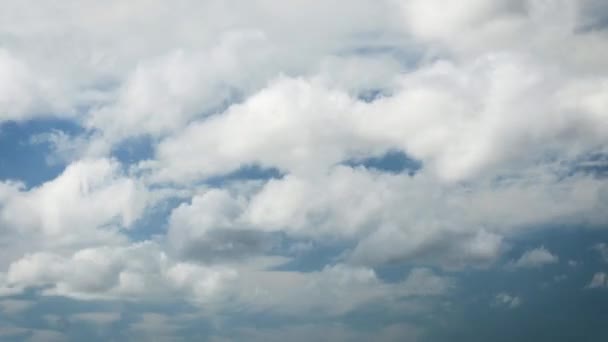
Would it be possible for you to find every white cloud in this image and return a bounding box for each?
[494,292,522,308]
[0,158,151,271]
[0,241,449,317]
[510,246,559,269]
[586,272,608,289]
[0,158,147,236]
[128,313,183,341]
[0,299,33,315]
[86,31,277,143]
[222,264,450,316]
[396,0,517,40]
[593,243,608,263]
[0,49,69,122]
[2,241,239,303]
[0,0,400,132]
[0,0,607,324]
[148,51,608,185]
[166,164,606,269]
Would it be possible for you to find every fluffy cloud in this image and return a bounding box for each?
[586,272,608,289]
[218,264,450,316]
[0,49,66,122]
[1,241,449,317]
[0,158,149,269]
[0,159,147,235]
[86,31,277,143]
[494,292,522,308]
[0,1,607,336]
[3,241,235,302]
[0,0,399,132]
[148,51,608,185]
[510,246,559,269]
[593,243,608,263]
[165,164,606,268]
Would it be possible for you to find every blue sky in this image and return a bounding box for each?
[1,1,608,341]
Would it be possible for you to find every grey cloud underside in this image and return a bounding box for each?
[0,0,608,341]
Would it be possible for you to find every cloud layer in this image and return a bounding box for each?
[0,0,607,340]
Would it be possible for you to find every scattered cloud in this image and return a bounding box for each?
[494,292,522,309]
[593,243,608,263]
[586,272,608,289]
[510,246,559,269]
[0,0,607,340]
[0,299,34,315]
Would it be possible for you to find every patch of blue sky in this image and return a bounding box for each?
[568,152,608,178]
[0,118,83,189]
[357,88,389,102]
[126,196,183,242]
[110,135,156,166]
[424,227,608,342]
[204,164,284,188]
[343,149,422,175]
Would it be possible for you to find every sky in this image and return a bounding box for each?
[0,0,608,341]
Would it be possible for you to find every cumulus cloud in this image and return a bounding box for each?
[148,53,608,184]
[494,292,522,308]
[0,158,151,270]
[3,241,237,302]
[0,299,33,315]
[86,31,277,143]
[221,264,450,316]
[0,1,607,337]
[0,49,64,122]
[165,164,605,269]
[0,242,449,317]
[586,272,608,289]
[0,159,147,235]
[592,243,608,263]
[510,246,559,269]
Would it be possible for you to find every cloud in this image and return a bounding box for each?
[26,329,65,342]
[69,312,121,327]
[211,322,422,342]
[0,299,33,315]
[128,313,184,341]
[165,163,605,269]
[0,1,607,338]
[3,241,238,302]
[219,264,450,316]
[0,49,69,123]
[0,242,449,317]
[510,246,559,269]
[86,31,276,143]
[0,158,147,235]
[592,243,608,262]
[0,158,150,270]
[147,51,608,188]
[494,292,522,308]
[586,272,608,289]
